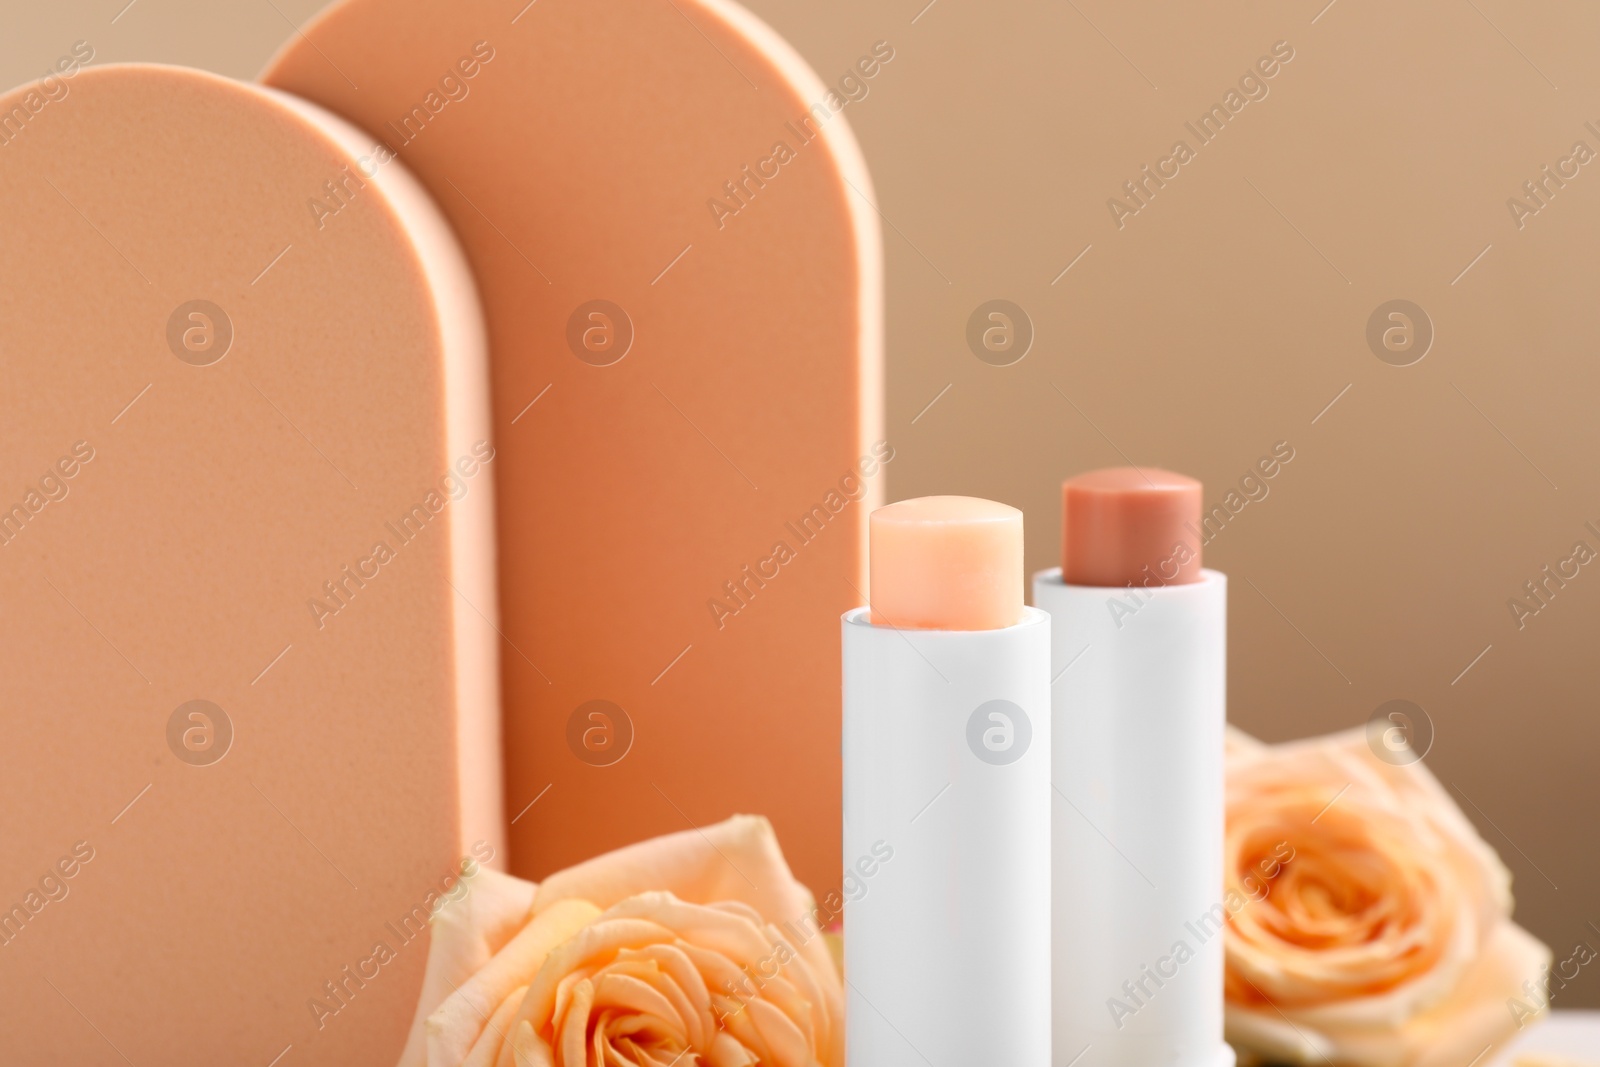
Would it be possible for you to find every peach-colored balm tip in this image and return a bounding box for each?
[869,495,1023,631]
[1063,468,1204,588]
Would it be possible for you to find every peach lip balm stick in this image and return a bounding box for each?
[843,496,1051,1067]
[1034,469,1231,1067]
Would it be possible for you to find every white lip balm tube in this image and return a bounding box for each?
[1034,469,1232,1067]
[842,496,1052,1067]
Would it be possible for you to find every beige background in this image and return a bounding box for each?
[5,0,1596,1008]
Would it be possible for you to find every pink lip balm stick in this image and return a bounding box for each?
[843,496,1052,1067]
[1034,469,1232,1067]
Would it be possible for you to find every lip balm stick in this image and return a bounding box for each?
[843,496,1052,1067]
[1035,469,1232,1067]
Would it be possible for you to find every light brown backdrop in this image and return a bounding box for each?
[5,0,1595,1007]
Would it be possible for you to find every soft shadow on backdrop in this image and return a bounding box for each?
[5,0,1595,1006]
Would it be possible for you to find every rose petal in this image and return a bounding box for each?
[611,948,711,1049]
[534,816,800,920]
[1225,728,1553,1067]
[400,817,842,1067]
[1228,922,1549,1067]
[678,940,753,999]
[460,989,524,1067]
[706,1031,759,1067]
[1368,922,1551,1067]
[397,867,537,1067]
[591,971,685,1035]
[603,894,776,967]
[496,1019,549,1067]
[558,977,594,1067]
[718,996,774,1065]
[432,902,601,1067]
[514,917,680,1038]
[745,995,812,1067]
[1224,1003,1340,1066]
[532,815,840,1014]
[426,898,601,1067]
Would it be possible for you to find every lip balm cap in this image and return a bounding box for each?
[869,495,1023,631]
[1062,468,1203,587]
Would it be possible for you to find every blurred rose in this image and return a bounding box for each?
[1223,728,1551,1067]
[396,815,842,1067]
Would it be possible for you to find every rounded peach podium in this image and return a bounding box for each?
[0,64,498,1066]
[263,0,884,898]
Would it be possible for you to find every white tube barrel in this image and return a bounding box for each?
[1034,568,1232,1067]
[842,605,1052,1067]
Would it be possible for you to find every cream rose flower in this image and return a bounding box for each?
[396,815,842,1067]
[1224,727,1551,1067]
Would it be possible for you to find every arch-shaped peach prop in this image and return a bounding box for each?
[1223,729,1551,1067]
[398,816,842,1067]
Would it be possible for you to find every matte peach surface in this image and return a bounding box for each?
[264,0,882,896]
[869,496,1023,631]
[0,64,498,1066]
[1062,467,1204,588]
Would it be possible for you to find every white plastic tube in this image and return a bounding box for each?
[1034,568,1232,1067]
[842,605,1052,1067]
